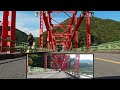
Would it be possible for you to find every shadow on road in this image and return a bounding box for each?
[95,76,120,79]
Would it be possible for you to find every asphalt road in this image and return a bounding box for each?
[94,53,120,79]
[0,56,26,79]
[27,71,73,79]
[47,71,73,79]
[1,52,120,79]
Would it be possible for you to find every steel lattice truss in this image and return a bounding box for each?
[0,11,16,53]
[0,11,92,52]
[44,54,80,76]
[0,11,92,76]
[40,11,92,51]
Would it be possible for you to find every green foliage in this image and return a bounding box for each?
[29,54,39,59]
[28,57,33,66]
[41,17,120,47]
[1,16,120,48]
[34,37,39,47]
[80,63,93,68]
[0,26,28,42]
[16,29,28,42]
[28,54,51,68]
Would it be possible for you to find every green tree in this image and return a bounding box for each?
[42,17,120,47]
[28,57,33,66]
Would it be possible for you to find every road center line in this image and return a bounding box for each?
[95,58,120,64]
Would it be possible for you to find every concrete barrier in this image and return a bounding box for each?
[0,53,26,60]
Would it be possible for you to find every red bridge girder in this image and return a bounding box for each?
[0,11,92,53]
[47,54,80,75]
[40,11,92,51]
[1,11,16,53]
[74,54,80,76]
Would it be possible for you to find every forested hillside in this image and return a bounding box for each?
[0,26,28,42]
[41,17,120,47]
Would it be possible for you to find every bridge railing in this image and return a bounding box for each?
[0,38,28,53]
[0,38,51,53]
[0,38,37,53]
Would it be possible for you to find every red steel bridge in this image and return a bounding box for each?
[0,11,93,77]
[43,53,80,76]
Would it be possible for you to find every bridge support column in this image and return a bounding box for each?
[39,11,43,50]
[74,54,80,76]
[1,11,16,53]
[86,11,91,51]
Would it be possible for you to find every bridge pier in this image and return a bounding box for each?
[1,11,16,53]
[74,54,80,76]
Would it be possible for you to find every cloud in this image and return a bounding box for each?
[80,54,93,60]
[70,54,76,58]
[69,54,93,60]
[0,11,3,21]
[16,23,39,37]
[15,11,40,37]
[0,11,76,37]
[16,11,39,29]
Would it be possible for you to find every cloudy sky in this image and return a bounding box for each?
[70,54,93,60]
[0,11,120,37]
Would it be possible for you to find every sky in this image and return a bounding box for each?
[1,11,120,37]
[70,54,93,60]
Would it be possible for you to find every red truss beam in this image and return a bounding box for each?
[68,13,85,50]
[86,11,91,50]
[49,54,68,71]
[69,11,91,51]
[1,11,9,52]
[41,11,77,51]
[39,11,43,48]
[53,54,60,69]
[53,34,72,37]
[40,11,91,51]
[74,54,80,76]
[62,54,66,70]
[42,11,55,51]
[1,11,16,53]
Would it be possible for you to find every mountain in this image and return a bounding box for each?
[0,26,28,42]
[80,59,93,64]
[1,16,120,48]
[42,17,120,47]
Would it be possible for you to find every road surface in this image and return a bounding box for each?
[0,56,26,79]
[1,52,119,79]
[27,71,74,79]
[94,53,120,79]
